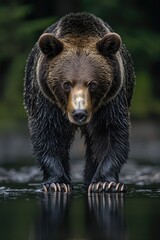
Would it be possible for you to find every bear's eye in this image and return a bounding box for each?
[88,81,98,91]
[62,81,72,92]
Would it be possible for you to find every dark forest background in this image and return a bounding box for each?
[0,0,160,132]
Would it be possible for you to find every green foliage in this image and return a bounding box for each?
[131,72,152,118]
[0,3,54,129]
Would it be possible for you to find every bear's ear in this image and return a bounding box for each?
[96,33,121,55]
[38,33,63,57]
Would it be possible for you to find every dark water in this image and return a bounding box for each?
[0,183,160,240]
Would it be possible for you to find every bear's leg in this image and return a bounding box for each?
[29,107,75,192]
[84,119,129,193]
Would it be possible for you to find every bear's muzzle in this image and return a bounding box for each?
[67,87,92,125]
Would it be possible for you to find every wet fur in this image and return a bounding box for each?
[24,12,135,186]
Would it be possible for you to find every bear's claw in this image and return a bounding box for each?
[42,183,71,193]
[88,182,126,193]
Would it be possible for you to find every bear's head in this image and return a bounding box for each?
[37,32,122,125]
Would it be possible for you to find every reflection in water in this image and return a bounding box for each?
[1,185,160,240]
[86,193,127,240]
[30,191,127,240]
[30,193,70,240]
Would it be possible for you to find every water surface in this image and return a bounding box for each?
[0,183,160,240]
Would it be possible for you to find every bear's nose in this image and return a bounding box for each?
[72,110,88,125]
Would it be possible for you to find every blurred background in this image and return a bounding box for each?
[0,0,160,168]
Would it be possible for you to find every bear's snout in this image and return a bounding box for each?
[72,109,88,125]
[67,87,92,125]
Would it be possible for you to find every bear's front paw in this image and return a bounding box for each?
[42,182,71,193]
[88,182,126,193]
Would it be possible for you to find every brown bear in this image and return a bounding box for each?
[24,12,135,193]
